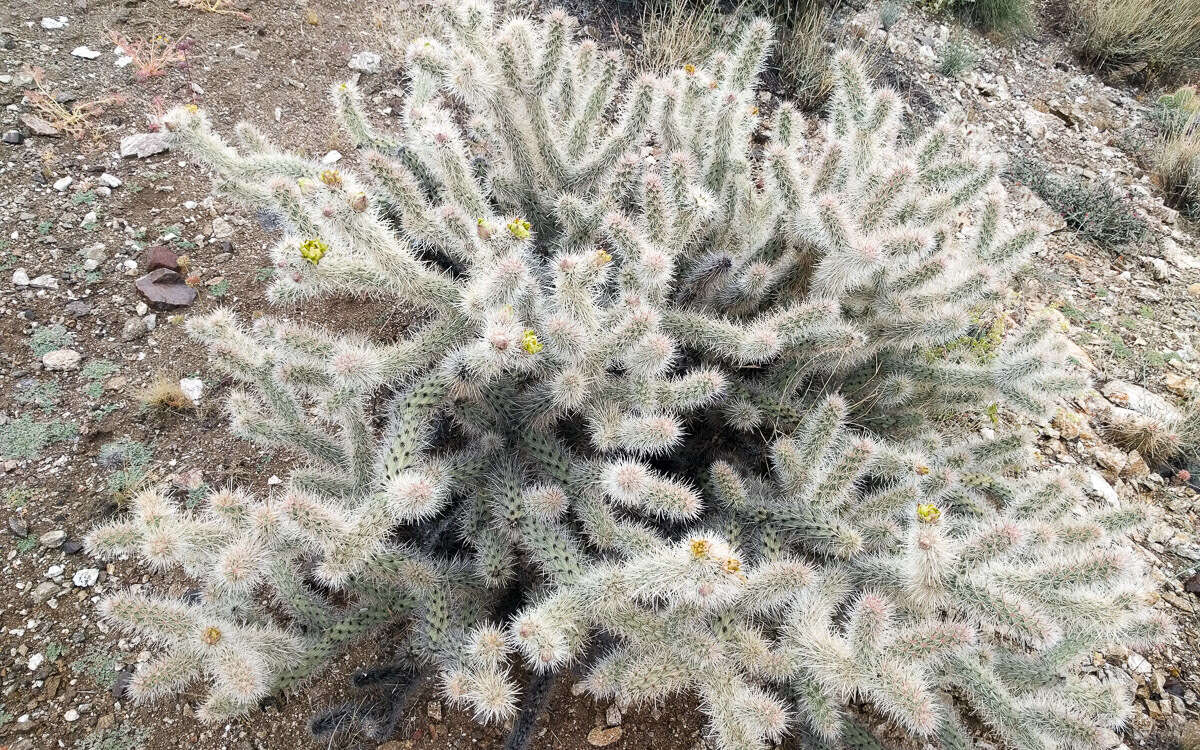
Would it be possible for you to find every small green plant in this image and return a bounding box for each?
[1009,154,1150,251]
[255,266,277,282]
[37,220,53,235]
[15,379,61,409]
[0,417,78,460]
[17,537,37,554]
[86,382,104,399]
[45,641,64,663]
[28,324,73,357]
[1152,87,1199,137]
[70,642,124,690]
[4,486,33,507]
[74,722,149,750]
[880,0,904,30]
[82,360,121,381]
[71,191,97,205]
[939,36,977,77]
[209,278,231,298]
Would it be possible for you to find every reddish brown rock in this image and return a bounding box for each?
[135,268,196,310]
[143,245,179,272]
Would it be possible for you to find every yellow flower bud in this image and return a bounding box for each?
[915,463,930,476]
[684,64,696,74]
[201,626,222,646]
[916,503,941,524]
[507,217,531,240]
[689,538,712,559]
[320,169,342,188]
[521,329,543,355]
[595,248,612,266]
[299,238,329,265]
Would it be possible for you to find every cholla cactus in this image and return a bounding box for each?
[87,3,1166,748]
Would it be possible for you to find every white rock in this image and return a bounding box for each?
[41,17,68,29]
[29,274,58,289]
[143,313,157,331]
[348,51,382,73]
[82,211,97,226]
[11,268,30,286]
[71,46,101,60]
[53,176,73,191]
[43,349,82,371]
[267,475,283,485]
[210,217,234,240]
[1127,651,1153,676]
[72,568,100,587]
[1083,468,1120,507]
[63,709,79,722]
[183,200,198,210]
[114,55,133,68]
[322,150,342,164]
[179,377,204,403]
[120,132,170,158]
[98,172,122,188]
[28,653,44,671]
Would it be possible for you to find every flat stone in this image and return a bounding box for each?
[64,301,91,316]
[31,581,57,603]
[1083,468,1120,506]
[2,129,24,145]
[587,727,623,747]
[1101,380,1178,421]
[210,217,234,240]
[143,245,179,272]
[53,176,73,192]
[39,529,66,548]
[98,173,121,188]
[12,268,30,286]
[42,349,81,371]
[134,268,196,309]
[322,150,342,164]
[41,17,67,29]
[71,46,101,59]
[120,317,148,342]
[119,132,170,158]
[29,274,58,289]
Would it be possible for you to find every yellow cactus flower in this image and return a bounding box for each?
[684,64,696,74]
[723,557,741,574]
[915,463,930,476]
[507,217,532,240]
[689,538,712,559]
[299,238,329,265]
[320,169,342,188]
[521,329,543,355]
[917,503,941,524]
[201,626,222,646]
[595,248,612,266]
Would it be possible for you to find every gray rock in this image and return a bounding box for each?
[1102,380,1179,421]
[348,51,381,73]
[42,349,82,371]
[29,274,58,289]
[8,516,28,537]
[64,301,91,317]
[41,17,67,29]
[19,114,59,137]
[53,176,73,192]
[2,130,23,145]
[32,581,57,603]
[119,132,170,158]
[98,173,121,188]
[39,529,66,548]
[120,317,148,342]
[11,268,30,286]
[134,268,196,309]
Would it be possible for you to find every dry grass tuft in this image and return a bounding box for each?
[21,67,124,139]
[637,0,732,74]
[1100,399,1200,467]
[108,30,188,82]
[1154,111,1200,218]
[139,374,193,411]
[1067,0,1200,81]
